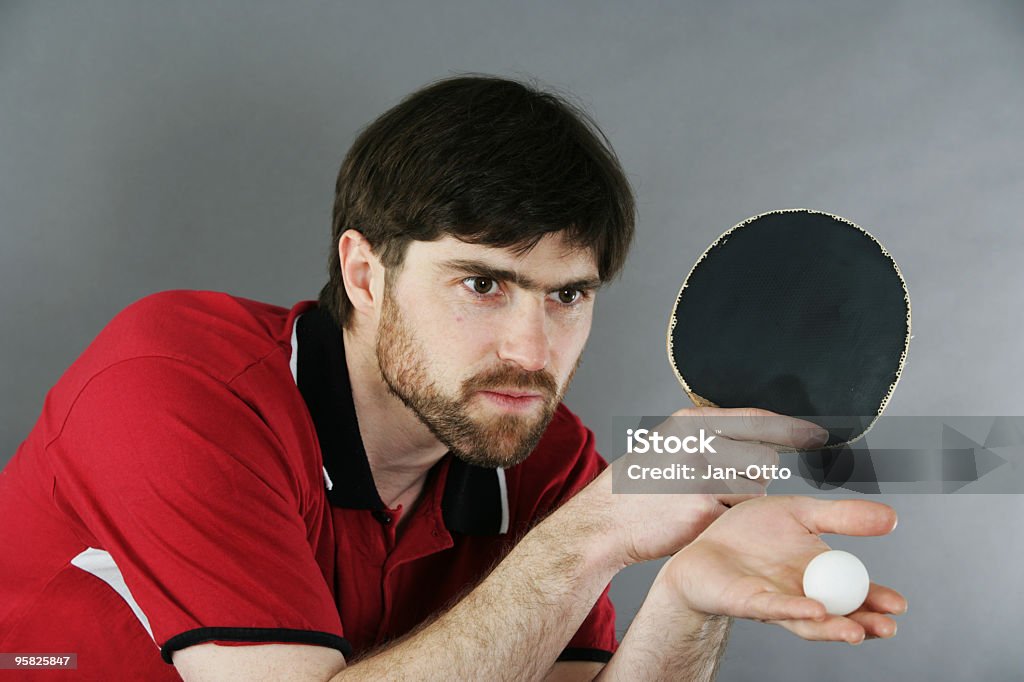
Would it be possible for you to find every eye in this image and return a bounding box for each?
[462,276,500,295]
[550,288,584,305]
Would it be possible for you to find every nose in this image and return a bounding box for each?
[497,300,551,372]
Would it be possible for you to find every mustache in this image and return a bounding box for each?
[461,364,559,398]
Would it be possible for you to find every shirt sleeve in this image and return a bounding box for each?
[46,356,348,664]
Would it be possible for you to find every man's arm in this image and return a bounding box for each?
[595,580,731,682]
[176,460,759,682]
[176,408,830,681]
[175,484,628,681]
[331,489,621,680]
[177,474,733,682]
[542,608,729,682]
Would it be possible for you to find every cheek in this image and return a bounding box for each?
[446,303,495,336]
[552,313,593,356]
[408,303,491,363]
[554,330,588,365]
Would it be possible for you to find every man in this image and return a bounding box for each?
[0,75,905,681]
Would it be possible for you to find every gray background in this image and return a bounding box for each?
[2,1,1022,679]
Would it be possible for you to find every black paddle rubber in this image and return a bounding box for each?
[668,209,911,445]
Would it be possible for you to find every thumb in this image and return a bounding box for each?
[788,497,897,537]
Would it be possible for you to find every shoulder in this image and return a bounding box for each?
[35,290,300,443]
[91,290,290,382]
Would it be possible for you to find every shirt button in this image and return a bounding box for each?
[373,510,392,525]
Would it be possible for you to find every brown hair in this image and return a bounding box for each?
[318,74,636,329]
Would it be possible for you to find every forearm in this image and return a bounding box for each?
[331,493,623,681]
[596,578,731,682]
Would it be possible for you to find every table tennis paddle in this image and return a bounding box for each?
[667,209,911,448]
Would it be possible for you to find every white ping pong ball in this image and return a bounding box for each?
[801,550,870,616]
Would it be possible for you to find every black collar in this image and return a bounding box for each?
[294,308,508,535]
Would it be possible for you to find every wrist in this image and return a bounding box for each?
[601,564,731,681]
[651,551,708,618]
[542,474,629,579]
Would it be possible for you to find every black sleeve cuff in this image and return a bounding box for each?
[557,647,614,663]
[161,627,352,664]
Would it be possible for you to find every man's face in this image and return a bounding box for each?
[374,232,599,468]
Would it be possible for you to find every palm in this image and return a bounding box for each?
[661,496,907,643]
[668,499,829,617]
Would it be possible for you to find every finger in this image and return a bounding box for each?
[723,476,767,497]
[766,615,866,644]
[863,582,908,615]
[845,610,898,639]
[700,438,780,479]
[741,589,827,622]
[680,407,829,450]
[716,492,764,508]
[788,497,898,537]
[712,479,765,509]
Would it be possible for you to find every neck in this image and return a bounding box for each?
[342,324,449,509]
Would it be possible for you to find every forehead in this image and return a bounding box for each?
[403,233,600,283]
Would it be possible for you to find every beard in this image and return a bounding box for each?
[375,287,581,468]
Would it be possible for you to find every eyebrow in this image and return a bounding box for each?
[438,258,603,293]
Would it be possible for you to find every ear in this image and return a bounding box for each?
[338,229,384,321]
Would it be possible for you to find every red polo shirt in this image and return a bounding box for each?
[0,290,617,679]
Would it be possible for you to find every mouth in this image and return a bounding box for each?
[484,387,543,398]
[476,389,545,410]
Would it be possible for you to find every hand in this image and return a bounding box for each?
[576,407,830,568]
[656,495,907,644]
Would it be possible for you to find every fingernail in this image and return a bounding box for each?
[802,427,830,448]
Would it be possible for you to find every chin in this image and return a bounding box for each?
[452,449,532,469]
